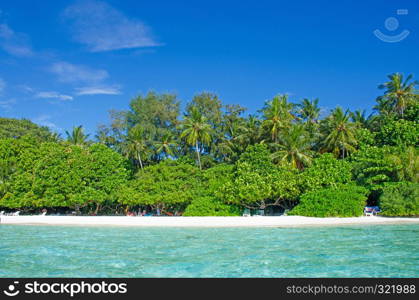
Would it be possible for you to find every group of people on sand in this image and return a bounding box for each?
[126,208,181,217]
[126,210,148,217]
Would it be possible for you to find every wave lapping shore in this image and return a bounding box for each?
[1,215,419,227]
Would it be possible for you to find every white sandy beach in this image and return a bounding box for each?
[1,215,419,227]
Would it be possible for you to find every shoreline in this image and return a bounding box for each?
[1,215,419,228]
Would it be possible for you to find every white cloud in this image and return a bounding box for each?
[16,84,34,94]
[35,91,73,101]
[49,61,108,83]
[75,86,121,95]
[0,23,33,57]
[62,0,159,52]
[33,115,60,131]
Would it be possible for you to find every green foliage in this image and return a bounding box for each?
[221,144,300,209]
[1,143,129,210]
[271,124,313,170]
[379,182,419,216]
[184,164,240,216]
[351,146,406,192]
[0,118,58,141]
[184,196,241,216]
[320,107,357,158]
[65,125,90,145]
[289,184,368,217]
[1,74,418,216]
[355,128,376,147]
[117,160,200,211]
[299,153,353,192]
[376,119,418,147]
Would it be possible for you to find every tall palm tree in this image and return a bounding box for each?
[234,115,262,147]
[180,106,213,170]
[124,124,147,170]
[271,124,313,170]
[350,109,374,128]
[65,125,89,145]
[321,107,357,158]
[154,133,178,158]
[298,98,320,123]
[262,94,294,143]
[378,73,418,118]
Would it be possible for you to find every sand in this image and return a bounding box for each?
[1,215,419,227]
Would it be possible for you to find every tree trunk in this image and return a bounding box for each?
[196,140,202,170]
[137,152,144,170]
[94,203,101,215]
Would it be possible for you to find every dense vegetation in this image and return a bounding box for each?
[0,73,418,216]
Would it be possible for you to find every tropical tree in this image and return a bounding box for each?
[180,107,213,170]
[261,94,295,143]
[271,124,313,170]
[235,115,262,147]
[66,125,89,146]
[321,107,357,158]
[350,109,371,128]
[385,146,419,183]
[378,73,418,118]
[297,98,320,123]
[154,133,178,158]
[0,117,58,141]
[123,124,148,170]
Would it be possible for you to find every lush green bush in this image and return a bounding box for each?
[289,184,368,217]
[351,145,418,199]
[221,144,301,209]
[299,153,353,192]
[1,143,129,212]
[376,119,418,147]
[0,118,58,141]
[184,164,241,216]
[184,196,241,216]
[117,160,200,213]
[379,182,419,216]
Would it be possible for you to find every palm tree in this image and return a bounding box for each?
[262,94,294,143]
[321,107,357,158]
[298,98,320,123]
[180,106,213,170]
[271,124,313,170]
[65,126,89,145]
[154,133,178,158]
[378,73,418,118]
[123,124,147,170]
[350,109,374,128]
[234,115,262,147]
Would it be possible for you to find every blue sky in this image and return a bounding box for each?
[0,0,418,135]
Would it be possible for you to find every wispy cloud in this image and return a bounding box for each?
[49,61,108,83]
[75,86,121,95]
[0,98,16,111]
[62,0,159,52]
[16,84,34,94]
[35,91,73,101]
[0,23,33,57]
[33,115,61,131]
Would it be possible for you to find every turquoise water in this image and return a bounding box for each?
[0,224,418,277]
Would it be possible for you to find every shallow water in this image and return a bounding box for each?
[0,224,418,277]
